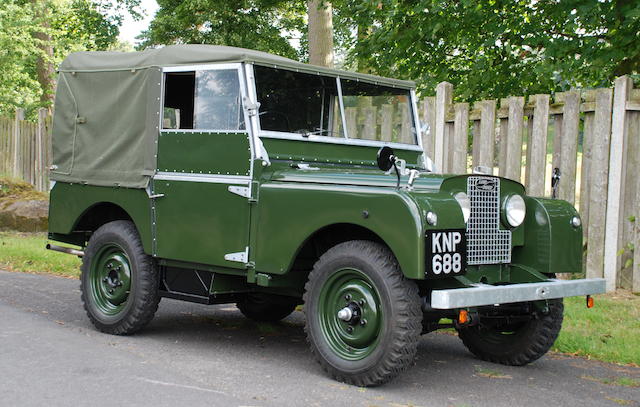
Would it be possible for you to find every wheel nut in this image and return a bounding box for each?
[345,294,351,301]
[358,299,365,306]
[108,289,114,294]
[360,319,367,326]
[102,277,108,282]
[346,326,353,334]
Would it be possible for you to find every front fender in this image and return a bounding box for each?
[512,197,583,274]
[253,183,427,279]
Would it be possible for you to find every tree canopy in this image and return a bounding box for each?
[339,0,640,100]
[0,0,136,116]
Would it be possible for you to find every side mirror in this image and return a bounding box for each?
[377,146,395,171]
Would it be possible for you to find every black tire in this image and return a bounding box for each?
[457,299,564,366]
[303,240,422,387]
[236,293,298,322]
[81,220,160,335]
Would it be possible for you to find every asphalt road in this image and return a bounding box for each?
[1,269,638,407]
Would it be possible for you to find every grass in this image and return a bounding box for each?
[0,231,639,366]
[0,232,81,278]
[552,291,640,366]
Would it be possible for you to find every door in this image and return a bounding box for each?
[152,63,254,269]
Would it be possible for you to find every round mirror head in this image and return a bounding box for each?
[376,146,395,171]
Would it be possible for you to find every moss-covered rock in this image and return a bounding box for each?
[0,177,49,232]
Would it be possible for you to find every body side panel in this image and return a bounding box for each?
[48,183,153,252]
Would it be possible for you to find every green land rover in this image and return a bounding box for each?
[47,45,605,386]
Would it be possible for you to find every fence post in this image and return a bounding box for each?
[604,76,632,291]
[478,100,496,171]
[12,108,24,178]
[504,96,524,181]
[434,82,453,172]
[525,95,550,196]
[36,108,48,191]
[451,103,469,174]
[558,90,580,204]
[634,182,640,292]
[586,88,613,281]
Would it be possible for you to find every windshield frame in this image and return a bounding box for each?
[248,63,425,153]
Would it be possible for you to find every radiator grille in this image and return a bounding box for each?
[466,176,511,265]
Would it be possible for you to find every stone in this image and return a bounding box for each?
[0,200,49,232]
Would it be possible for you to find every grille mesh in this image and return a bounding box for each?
[466,176,512,265]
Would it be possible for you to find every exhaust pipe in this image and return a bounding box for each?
[46,243,84,257]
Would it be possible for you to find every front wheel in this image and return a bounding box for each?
[303,240,422,387]
[457,299,564,365]
[81,220,160,335]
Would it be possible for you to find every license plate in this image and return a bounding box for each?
[426,229,467,278]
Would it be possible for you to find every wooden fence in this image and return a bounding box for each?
[1,76,638,292]
[419,76,639,293]
[0,108,51,192]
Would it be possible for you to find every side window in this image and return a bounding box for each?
[163,68,245,131]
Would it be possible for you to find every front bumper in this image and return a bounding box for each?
[431,278,606,309]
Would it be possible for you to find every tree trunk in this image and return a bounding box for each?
[307,0,334,68]
[32,0,55,107]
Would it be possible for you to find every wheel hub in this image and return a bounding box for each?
[318,268,382,360]
[89,244,132,315]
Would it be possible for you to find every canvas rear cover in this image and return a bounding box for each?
[51,67,161,188]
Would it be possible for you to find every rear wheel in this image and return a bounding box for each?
[457,299,563,365]
[303,240,422,387]
[81,220,160,335]
[236,293,298,322]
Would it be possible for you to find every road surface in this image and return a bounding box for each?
[0,270,638,407]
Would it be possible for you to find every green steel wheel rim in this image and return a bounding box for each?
[88,243,132,317]
[318,268,383,361]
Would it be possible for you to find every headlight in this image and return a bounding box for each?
[454,192,471,223]
[504,194,526,228]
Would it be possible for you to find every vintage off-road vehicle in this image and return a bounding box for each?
[47,45,605,386]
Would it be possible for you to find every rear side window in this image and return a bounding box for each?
[162,69,245,131]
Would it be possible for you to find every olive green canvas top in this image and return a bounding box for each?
[51,45,415,189]
[59,44,415,88]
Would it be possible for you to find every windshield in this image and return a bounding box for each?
[253,66,418,145]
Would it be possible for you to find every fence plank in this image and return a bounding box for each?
[36,108,47,191]
[13,108,24,177]
[586,88,613,280]
[498,104,509,177]
[434,82,453,171]
[345,107,357,140]
[451,103,469,174]
[558,90,580,203]
[622,111,640,289]
[476,100,496,172]
[580,110,595,239]
[362,106,377,141]
[504,97,524,181]
[604,76,632,291]
[380,104,393,142]
[420,98,436,157]
[525,95,550,196]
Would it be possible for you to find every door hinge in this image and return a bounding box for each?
[228,185,251,199]
[224,247,249,263]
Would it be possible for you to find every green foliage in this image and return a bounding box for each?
[338,0,640,100]
[138,0,306,60]
[0,0,134,116]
